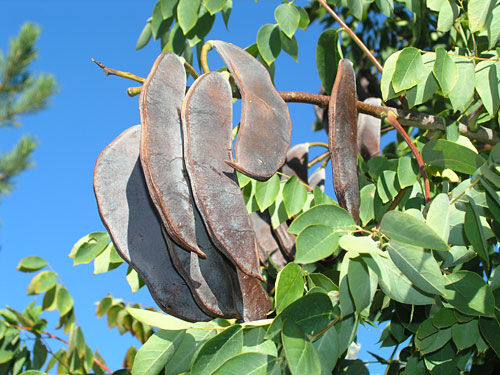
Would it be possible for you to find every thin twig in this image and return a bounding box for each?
[312,316,340,338]
[180,57,200,79]
[317,0,383,73]
[308,151,329,168]
[308,142,329,149]
[386,112,430,202]
[92,58,145,83]
[384,187,409,214]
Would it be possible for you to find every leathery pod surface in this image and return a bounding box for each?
[93,126,211,322]
[328,59,361,224]
[139,52,205,257]
[181,72,263,282]
[211,40,292,181]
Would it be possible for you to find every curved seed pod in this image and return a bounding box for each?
[233,270,272,322]
[182,72,263,281]
[273,223,296,261]
[211,40,292,181]
[309,167,326,191]
[313,86,330,134]
[281,143,309,183]
[163,222,240,319]
[357,97,382,160]
[139,53,205,257]
[250,212,287,269]
[93,126,210,322]
[328,59,360,224]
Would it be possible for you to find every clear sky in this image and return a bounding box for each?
[0,0,393,373]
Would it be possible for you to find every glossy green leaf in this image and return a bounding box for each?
[422,139,485,174]
[475,60,500,117]
[255,174,280,212]
[443,271,495,316]
[283,176,307,218]
[468,0,495,33]
[177,0,201,34]
[186,6,215,47]
[488,5,500,48]
[380,211,449,250]
[212,353,273,375]
[452,320,479,350]
[433,47,457,96]
[127,307,196,330]
[381,51,402,100]
[449,55,475,111]
[479,317,500,357]
[256,24,281,65]
[339,234,380,256]
[192,325,243,375]
[221,0,232,28]
[17,256,47,273]
[126,266,144,293]
[32,339,47,370]
[437,0,459,32]
[151,2,165,39]
[205,0,226,15]
[316,29,343,95]
[426,193,450,242]
[275,3,300,39]
[56,287,74,316]
[377,170,399,203]
[279,31,298,61]
[432,308,457,328]
[164,23,186,54]
[397,157,418,188]
[132,330,185,375]
[268,181,287,228]
[313,186,336,206]
[266,293,333,340]
[465,198,490,267]
[296,5,310,29]
[406,52,439,107]
[161,0,178,18]
[42,285,58,311]
[375,0,394,16]
[136,22,152,50]
[313,324,340,374]
[282,321,321,375]
[348,257,377,312]
[71,232,109,265]
[392,47,423,92]
[359,184,375,226]
[346,0,363,20]
[27,271,57,295]
[308,273,338,292]
[364,254,435,305]
[242,328,277,357]
[415,326,452,354]
[275,263,304,314]
[339,255,355,317]
[295,225,340,264]
[289,204,356,235]
[387,241,445,295]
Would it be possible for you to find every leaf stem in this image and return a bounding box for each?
[200,40,214,74]
[92,58,145,83]
[317,0,383,73]
[180,57,200,79]
[308,151,329,168]
[307,142,329,149]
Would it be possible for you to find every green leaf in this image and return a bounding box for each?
[164,23,186,54]
[275,3,300,39]
[397,157,418,188]
[161,0,178,19]
[177,0,201,34]
[205,0,226,15]
[32,339,47,370]
[93,243,123,274]
[56,287,74,316]
[359,184,376,226]
[17,256,47,273]
[255,174,280,211]
[452,320,479,350]
[126,266,144,293]
[151,2,165,39]
[295,5,310,29]
[380,211,449,250]
[443,271,495,316]
[221,0,232,28]
[479,317,500,357]
[348,257,377,312]
[313,186,336,206]
[316,29,343,95]
[392,47,424,92]
[339,234,380,256]
[42,285,58,311]
[186,6,215,47]
[433,47,458,96]
[127,307,195,331]
[474,60,500,117]
[136,22,152,50]
[406,52,439,107]
[468,0,495,33]
[432,308,457,328]
[415,326,452,354]
[465,198,490,267]
[242,328,277,357]
[283,176,308,218]
[288,204,356,235]
[268,181,287,228]
[256,24,281,65]
[72,232,110,265]
[266,293,333,340]
[279,32,298,62]
[275,263,304,314]
[338,256,355,316]
[295,225,340,264]
[191,325,243,375]
[422,139,486,174]
[427,0,445,12]
[426,193,450,242]
[488,5,500,48]
[375,0,394,17]
[381,51,402,100]
[437,0,459,32]
[308,273,338,292]
[282,321,321,375]
[449,55,475,111]
[212,353,273,375]
[27,271,57,295]
[387,241,445,295]
[346,0,363,20]
[364,254,435,305]
[313,325,340,374]
[376,170,400,204]
[132,330,185,375]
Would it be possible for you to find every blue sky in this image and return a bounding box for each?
[0,0,393,372]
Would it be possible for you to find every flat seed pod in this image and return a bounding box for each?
[182,72,263,281]
[250,211,287,269]
[233,270,272,322]
[163,223,240,319]
[357,97,381,160]
[309,167,326,191]
[328,59,360,224]
[273,223,296,261]
[93,126,210,322]
[139,53,205,257]
[282,143,309,183]
[211,40,292,181]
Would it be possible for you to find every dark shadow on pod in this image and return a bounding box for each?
[232,270,272,322]
[211,40,292,181]
[309,167,326,191]
[357,97,382,160]
[181,71,263,282]
[139,53,205,258]
[250,211,287,269]
[281,143,309,183]
[328,59,360,224]
[93,125,211,322]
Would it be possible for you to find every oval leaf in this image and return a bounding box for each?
[283,176,307,218]
[275,263,304,314]
[17,256,47,273]
[256,24,281,65]
[275,3,300,39]
[289,204,356,235]
[295,225,340,264]
[392,47,424,92]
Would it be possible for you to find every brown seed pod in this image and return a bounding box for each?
[211,40,292,181]
[309,167,326,191]
[233,270,272,322]
[182,72,263,281]
[328,59,360,224]
[139,53,205,258]
[281,143,309,183]
[93,126,211,322]
[162,222,240,319]
[357,97,382,160]
[250,211,287,269]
